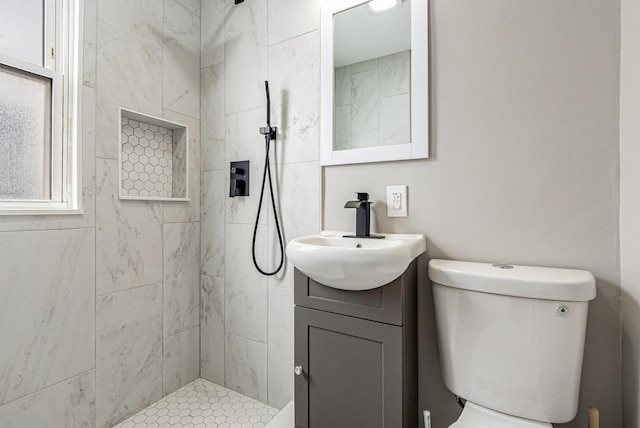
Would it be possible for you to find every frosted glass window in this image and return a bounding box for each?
[0,0,82,214]
[0,64,52,200]
[0,0,45,66]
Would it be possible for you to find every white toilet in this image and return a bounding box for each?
[428,259,596,428]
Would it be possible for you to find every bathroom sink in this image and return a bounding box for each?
[286,231,426,291]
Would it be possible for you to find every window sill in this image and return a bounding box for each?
[0,207,84,216]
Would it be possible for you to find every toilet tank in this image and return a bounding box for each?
[428,259,596,424]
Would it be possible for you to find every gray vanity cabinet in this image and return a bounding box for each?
[293,260,418,428]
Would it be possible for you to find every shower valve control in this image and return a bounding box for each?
[229,160,250,197]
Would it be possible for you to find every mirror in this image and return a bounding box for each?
[320,0,428,165]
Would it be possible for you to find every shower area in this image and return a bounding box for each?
[0,0,321,426]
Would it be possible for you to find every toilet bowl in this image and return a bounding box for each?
[428,259,596,427]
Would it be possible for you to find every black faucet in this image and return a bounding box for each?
[344,192,373,238]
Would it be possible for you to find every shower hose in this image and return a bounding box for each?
[252,81,284,276]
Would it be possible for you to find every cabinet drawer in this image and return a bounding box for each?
[293,260,416,326]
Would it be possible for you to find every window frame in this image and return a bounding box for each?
[0,0,83,215]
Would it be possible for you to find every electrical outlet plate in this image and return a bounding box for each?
[387,185,407,217]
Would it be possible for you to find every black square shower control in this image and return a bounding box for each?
[229,160,249,197]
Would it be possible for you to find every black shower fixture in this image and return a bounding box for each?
[252,81,284,276]
[235,0,244,4]
[229,160,249,197]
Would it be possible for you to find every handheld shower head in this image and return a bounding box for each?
[259,81,276,140]
[265,81,271,126]
[252,81,283,276]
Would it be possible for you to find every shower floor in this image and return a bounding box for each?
[113,378,280,428]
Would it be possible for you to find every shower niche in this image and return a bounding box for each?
[118,108,189,201]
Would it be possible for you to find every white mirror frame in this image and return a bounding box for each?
[320,0,428,166]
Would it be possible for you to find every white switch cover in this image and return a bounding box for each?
[387,185,407,217]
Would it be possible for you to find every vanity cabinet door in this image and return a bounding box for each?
[294,306,403,428]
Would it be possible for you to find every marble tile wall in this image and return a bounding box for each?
[1,0,322,424]
[95,283,163,428]
[0,0,202,426]
[0,229,95,406]
[0,372,96,427]
[200,0,322,410]
[334,50,411,150]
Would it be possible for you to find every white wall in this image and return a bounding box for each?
[324,1,621,427]
[620,0,640,426]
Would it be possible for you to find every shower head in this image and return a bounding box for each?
[265,81,271,125]
[260,81,276,141]
[235,0,244,3]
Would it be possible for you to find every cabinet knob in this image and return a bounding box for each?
[294,365,303,376]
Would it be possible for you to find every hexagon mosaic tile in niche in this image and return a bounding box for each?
[113,378,280,428]
[121,117,174,198]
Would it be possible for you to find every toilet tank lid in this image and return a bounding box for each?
[428,259,596,301]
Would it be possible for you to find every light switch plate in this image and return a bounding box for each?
[387,185,407,217]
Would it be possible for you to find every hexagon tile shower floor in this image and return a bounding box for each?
[113,378,279,428]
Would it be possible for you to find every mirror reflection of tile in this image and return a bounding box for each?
[334,50,410,151]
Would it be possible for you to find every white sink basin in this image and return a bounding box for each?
[285,231,426,291]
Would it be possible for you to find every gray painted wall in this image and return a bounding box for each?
[620,0,640,426]
[324,1,622,427]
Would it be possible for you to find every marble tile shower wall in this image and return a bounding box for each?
[200,0,322,410]
[0,0,201,427]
